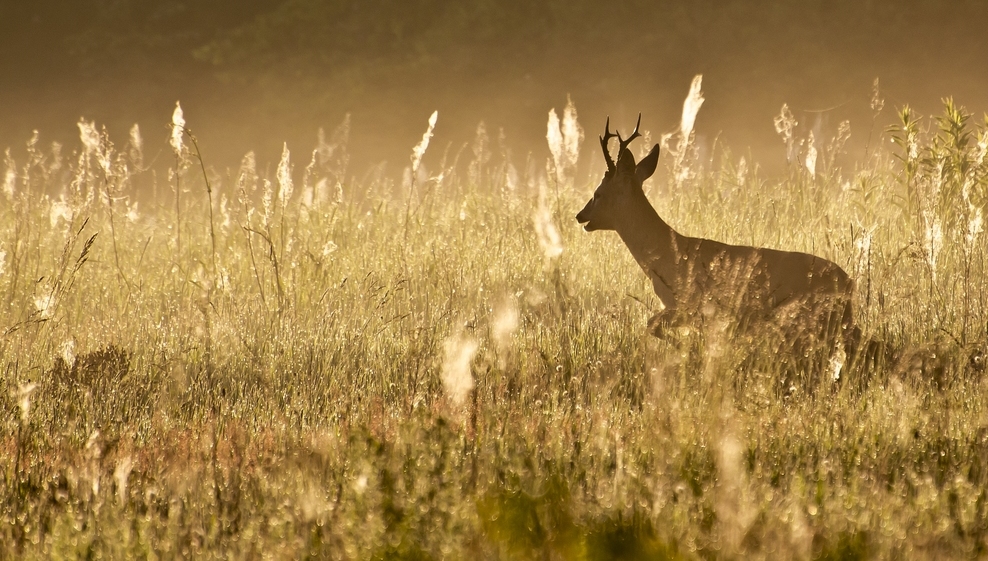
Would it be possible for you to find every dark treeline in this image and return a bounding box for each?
[2,0,986,177]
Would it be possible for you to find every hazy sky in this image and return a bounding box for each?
[1,0,986,179]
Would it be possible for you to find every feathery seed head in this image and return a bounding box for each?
[60,339,76,369]
[492,297,520,351]
[2,148,15,200]
[967,207,983,247]
[262,178,274,226]
[77,120,112,174]
[237,151,258,206]
[411,110,438,175]
[774,104,796,139]
[277,143,293,206]
[442,333,477,406]
[870,78,885,113]
[561,97,583,169]
[78,119,100,157]
[924,212,943,282]
[829,341,846,381]
[546,96,584,184]
[50,198,73,228]
[805,130,818,178]
[126,200,140,223]
[170,101,185,156]
[128,123,144,169]
[34,290,56,319]
[15,382,38,424]
[680,75,705,141]
[547,109,562,164]
[533,175,563,261]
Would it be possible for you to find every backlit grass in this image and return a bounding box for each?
[1,96,987,559]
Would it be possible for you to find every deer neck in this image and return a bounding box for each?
[613,195,679,270]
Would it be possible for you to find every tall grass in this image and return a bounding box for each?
[0,92,986,559]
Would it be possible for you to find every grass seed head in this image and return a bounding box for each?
[262,178,274,226]
[60,339,76,369]
[680,74,705,141]
[277,143,294,206]
[492,298,520,349]
[968,207,983,247]
[533,175,563,261]
[805,130,818,178]
[774,104,798,161]
[547,108,562,173]
[2,148,15,200]
[170,101,185,156]
[126,200,140,223]
[34,291,56,319]
[15,382,38,424]
[546,96,584,184]
[923,213,943,282]
[442,333,477,407]
[78,119,100,159]
[50,198,73,228]
[128,123,143,169]
[411,110,438,175]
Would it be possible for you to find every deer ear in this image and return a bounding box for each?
[616,148,637,174]
[635,144,660,185]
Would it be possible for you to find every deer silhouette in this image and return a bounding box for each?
[577,115,857,357]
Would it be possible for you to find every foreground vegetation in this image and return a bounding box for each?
[1,97,987,559]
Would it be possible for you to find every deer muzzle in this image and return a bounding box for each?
[576,200,596,231]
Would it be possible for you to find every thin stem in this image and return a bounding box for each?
[182,127,218,280]
[241,195,267,307]
[174,154,182,258]
[101,170,130,289]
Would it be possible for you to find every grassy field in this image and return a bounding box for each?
[1,97,987,560]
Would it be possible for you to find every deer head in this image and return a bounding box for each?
[576,114,660,231]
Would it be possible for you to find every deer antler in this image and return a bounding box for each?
[616,113,642,155]
[600,116,619,171]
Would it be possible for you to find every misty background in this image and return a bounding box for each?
[2,0,986,181]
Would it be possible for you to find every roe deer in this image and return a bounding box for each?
[577,115,857,357]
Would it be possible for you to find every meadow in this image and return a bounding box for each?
[1,90,987,559]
